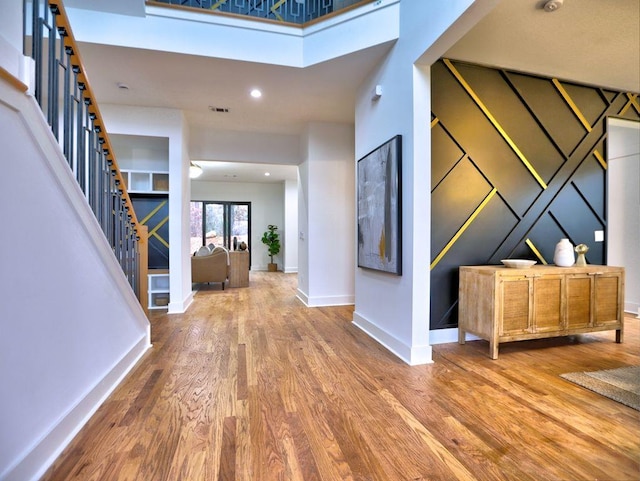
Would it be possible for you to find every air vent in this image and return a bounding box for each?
[209,106,230,113]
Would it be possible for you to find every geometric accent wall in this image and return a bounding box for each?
[430,58,640,330]
[132,196,170,270]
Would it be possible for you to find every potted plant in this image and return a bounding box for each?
[261,224,281,272]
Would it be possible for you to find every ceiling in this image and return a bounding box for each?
[77,40,393,183]
[445,0,640,94]
[69,0,639,183]
[191,161,299,183]
[79,43,394,137]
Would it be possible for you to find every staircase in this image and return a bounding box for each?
[26,0,147,303]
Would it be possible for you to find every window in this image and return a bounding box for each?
[190,201,251,256]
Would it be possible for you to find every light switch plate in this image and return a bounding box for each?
[594,230,604,242]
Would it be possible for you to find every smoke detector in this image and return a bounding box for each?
[543,0,564,12]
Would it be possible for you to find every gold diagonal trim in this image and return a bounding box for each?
[139,200,168,225]
[431,117,440,128]
[152,231,170,249]
[593,150,607,170]
[210,0,228,10]
[271,0,286,21]
[148,216,169,238]
[619,93,640,116]
[552,79,592,133]
[525,238,547,265]
[443,59,547,190]
[628,93,639,114]
[431,188,497,270]
[618,100,631,116]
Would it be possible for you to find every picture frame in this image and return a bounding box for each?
[357,135,402,275]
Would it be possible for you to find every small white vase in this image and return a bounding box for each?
[554,238,575,267]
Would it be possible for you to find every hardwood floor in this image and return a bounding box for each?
[43,272,640,480]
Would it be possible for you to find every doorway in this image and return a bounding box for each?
[607,118,640,316]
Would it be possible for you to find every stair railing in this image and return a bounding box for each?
[147,0,375,25]
[24,0,148,308]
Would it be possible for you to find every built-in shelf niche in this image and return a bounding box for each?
[122,170,169,194]
[148,270,170,310]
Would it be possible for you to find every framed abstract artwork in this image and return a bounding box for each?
[357,135,402,275]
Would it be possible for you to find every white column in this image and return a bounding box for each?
[297,122,355,306]
[284,178,299,273]
[100,105,193,313]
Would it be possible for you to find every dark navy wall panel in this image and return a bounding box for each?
[430,59,639,330]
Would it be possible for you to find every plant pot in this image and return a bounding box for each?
[268,263,277,272]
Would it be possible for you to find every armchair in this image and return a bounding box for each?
[191,246,230,289]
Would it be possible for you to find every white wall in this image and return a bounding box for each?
[298,161,310,295]
[100,104,193,314]
[0,68,149,481]
[191,180,285,271]
[190,129,301,165]
[302,0,400,66]
[298,122,355,306]
[284,179,299,273]
[0,0,29,87]
[0,0,22,50]
[607,118,640,316]
[111,134,169,172]
[352,0,497,365]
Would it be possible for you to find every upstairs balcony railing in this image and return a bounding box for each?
[148,0,372,25]
[24,0,148,306]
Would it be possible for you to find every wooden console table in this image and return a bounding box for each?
[229,251,249,288]
[458,265,625,359]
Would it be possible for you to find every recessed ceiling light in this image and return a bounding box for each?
[264,172,270,176]
[117,82,129,90]
[250,89,262,99]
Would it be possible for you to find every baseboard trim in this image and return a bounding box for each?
[352,311,432,365]
[3,335,151,481]
[169,290,194,314]
[253,266,297,273]
[295,289,353,307]
[296,289,309,306]
[308,295,355,307]
[624,301,639,317]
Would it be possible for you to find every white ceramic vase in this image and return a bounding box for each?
[554,238,575,267]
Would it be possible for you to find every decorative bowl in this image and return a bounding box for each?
[501,259,537,269]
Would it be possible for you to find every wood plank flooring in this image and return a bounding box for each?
[42,272,640,480]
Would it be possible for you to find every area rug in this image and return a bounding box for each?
[561,366,640,411]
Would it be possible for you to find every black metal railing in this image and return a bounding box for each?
[25,0,142,299]
[149,0,369,24]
